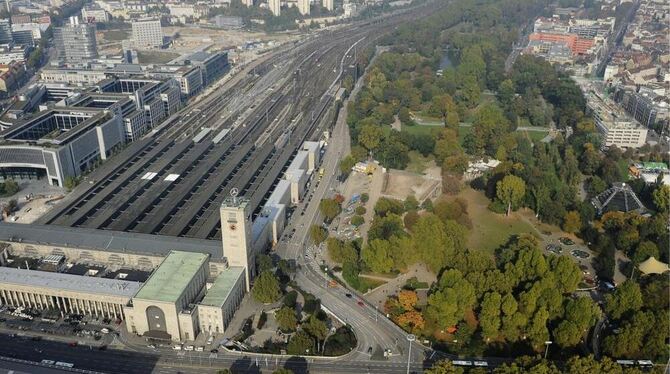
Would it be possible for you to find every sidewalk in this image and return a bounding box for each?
[363,263,436,308]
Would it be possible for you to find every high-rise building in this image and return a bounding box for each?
[297,0,310,15]
[53,17,98,64]
[322,0,333,11]
[132,18,163,49]
[269,0,280,16]
[0,19,12,45]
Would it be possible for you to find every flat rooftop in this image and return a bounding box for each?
[0,223,223,258]
[200,267,244,307]
[133,251,209,303]
[0,267,141,297]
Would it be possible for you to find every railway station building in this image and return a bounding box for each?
[0,266,141,320]
[0,221,248,342]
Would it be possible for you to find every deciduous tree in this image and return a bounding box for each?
[252,271,281,304]
[496,175,526,216]
[362,239,394,273]
[562,210,582,233]
[605,281,643,320]
[398,290,418,310]
[287,331,314,355]
[276,306,298,332]
[309,225,328,245]
[319,198,341,223]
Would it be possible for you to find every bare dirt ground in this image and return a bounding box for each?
[381,168,441,203]
[0,180,64,224]
[165,26,300,53]
[98,26,301,58]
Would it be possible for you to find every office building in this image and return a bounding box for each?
[0,61,26,95]
[0,19,12,44]
[11,23,43,42]
[185,51,229,85]
[615,86,669,129]
[297,0,310,15]
[0,45,28,64]
[53,17,98,64]
[587,90,648,149]
[0,107,124,186]
[11,29,33,45]
[82,5,110,23]
[210,15,244,29]
[132,18,163,49]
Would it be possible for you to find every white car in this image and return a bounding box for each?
[173,345,182,351]
[184,345,195,351]
[195,346,204,352]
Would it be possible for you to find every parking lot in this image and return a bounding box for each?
[543,237,598,289]
[0,305,117,348]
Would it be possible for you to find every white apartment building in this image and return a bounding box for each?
[132,18,163,49]
[587,91,648,149]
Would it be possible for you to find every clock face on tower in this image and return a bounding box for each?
[229,224,237,231]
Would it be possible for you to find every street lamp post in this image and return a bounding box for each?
[544,341,553,359]
[324,266,328,288]
[406,334,416,374]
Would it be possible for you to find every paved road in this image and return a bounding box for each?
[0,332,438,373]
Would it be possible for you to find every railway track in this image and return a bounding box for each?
[42,1,446,238]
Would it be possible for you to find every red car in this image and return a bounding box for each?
[68,342,77,347]
[357,301,364,307]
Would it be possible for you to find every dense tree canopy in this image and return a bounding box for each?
[252,271,281,303]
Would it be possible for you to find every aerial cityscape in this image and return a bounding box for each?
[0,0,666,372]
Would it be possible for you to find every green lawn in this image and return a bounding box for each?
[456,188,540,253]
[401,123,441,136]
[617,159,631,181]
[405,150,435,173]
[356,276,386,293]
[411,112,444,126]
[519,129,550,143]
